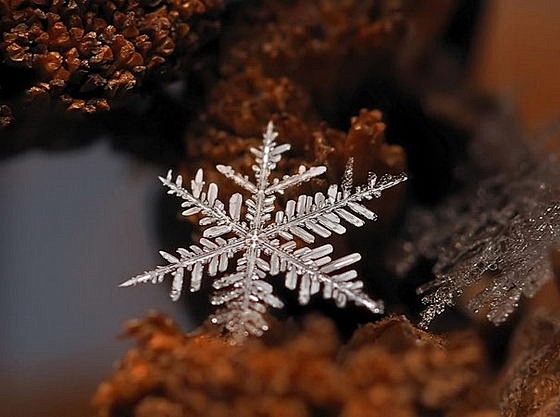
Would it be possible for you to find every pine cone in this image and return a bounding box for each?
[93,313,498,417]
[0,0,223,113]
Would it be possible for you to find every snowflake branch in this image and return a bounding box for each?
[216,164,258,193]
[251,121,291,191]
[119,238,246,299]
[160,170,248,237]
[264,173,407,240]
[265,165,327,195]
[211,249,283,340]
[246,122,287,228]
[261,240,384,313]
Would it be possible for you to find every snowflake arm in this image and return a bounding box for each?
[160,169,248,237]
[265,165,327,195]
[210,249,284,339]
[252,121,289,190]
[262,241,384,312]
[264,161,407,242]
[216,164,258,194]
[119,237,246,300]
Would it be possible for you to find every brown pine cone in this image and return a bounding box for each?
[93,313,498,417]
[0,0,223,113]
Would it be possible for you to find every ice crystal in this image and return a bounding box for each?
[418,160,560,327]
[390,117,560,328]
[121,121,407,340]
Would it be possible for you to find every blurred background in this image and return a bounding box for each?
[0,143,189,416]
[1,1,559,416]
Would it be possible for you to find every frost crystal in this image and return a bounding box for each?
[390,116,560,328]
[121,121,407,340]
[417,160,560,327]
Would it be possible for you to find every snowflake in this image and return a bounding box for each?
[120,121,407,340]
